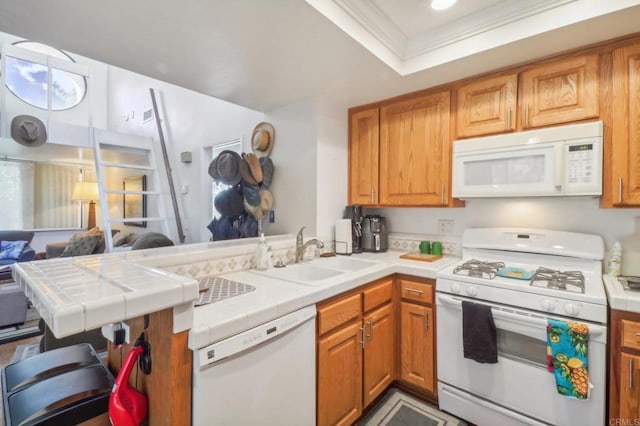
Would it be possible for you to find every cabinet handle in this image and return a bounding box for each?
[619,177,623,204]
[360,326,366,349]
[525,104,529,127]
[506,108,511,129]
[424,311,429,332]
[367,320,373,341]
[405,288,424,295]
[441,185,445,205]
[630,358,634,389]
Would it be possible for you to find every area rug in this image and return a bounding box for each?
[360,388,467,426]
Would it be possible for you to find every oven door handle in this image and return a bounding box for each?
[436,294,605,338]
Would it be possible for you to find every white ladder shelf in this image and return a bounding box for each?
[92,128,177,252]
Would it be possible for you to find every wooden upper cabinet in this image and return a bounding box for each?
[349,108,379,205]
[520,54,599,129]
[456,73,517,137]
[611,43,640,206]
[379,91,451,206]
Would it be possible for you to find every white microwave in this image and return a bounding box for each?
[452,121,603,198]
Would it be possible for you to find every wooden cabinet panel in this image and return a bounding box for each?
[399,279,433,305]
[363,303,395,407]
[400,302,435,393]
[318,293,361,336]
[349,108,379,205]
[620,352,640,421]
[622,319,640,351]
[612,43,640,205]
[318,321,363,426]
[379,91,451,206]
[520,54,599,129]
[363,278,393,312]
[456,73,517,137]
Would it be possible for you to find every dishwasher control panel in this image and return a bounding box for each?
[198,305,317,367]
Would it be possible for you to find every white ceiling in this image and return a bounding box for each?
[1,0,640,113]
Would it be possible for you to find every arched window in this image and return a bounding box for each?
[4,41,87,110]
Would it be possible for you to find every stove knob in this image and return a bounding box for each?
[564,303,580,316]
[451,283,461,294]
[541,299,555,311]
[466,286,478,297]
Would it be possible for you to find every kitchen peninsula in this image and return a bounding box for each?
[12,234,457,425]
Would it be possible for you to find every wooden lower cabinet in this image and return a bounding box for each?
[318,321,363,426]
[363,303,395,406]
[317,277,395,426]
[619,352,640,420]
[610,309,640,422]
[400,302,435,393]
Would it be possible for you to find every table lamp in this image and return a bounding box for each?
[72,181,99,229]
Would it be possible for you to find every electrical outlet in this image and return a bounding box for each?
[438,219,455,235]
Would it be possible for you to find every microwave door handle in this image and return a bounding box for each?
[554,145,564,190]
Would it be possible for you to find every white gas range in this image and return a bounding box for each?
[435,228,607,426]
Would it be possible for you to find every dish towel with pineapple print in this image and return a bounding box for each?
[546,319,589,400]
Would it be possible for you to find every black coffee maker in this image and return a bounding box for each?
[344,205,364,253]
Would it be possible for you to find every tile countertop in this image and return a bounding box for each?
[13,254,199,338]
[189,251,459,351]
[603,274,640,313]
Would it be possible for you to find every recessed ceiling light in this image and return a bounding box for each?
[431,0,457,10]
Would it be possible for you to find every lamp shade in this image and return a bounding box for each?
[72,181,99,202]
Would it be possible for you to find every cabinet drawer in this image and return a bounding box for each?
[622,320,640,351]
[399,279,433,304]
[318,293,362,336]
[363,278,393,312]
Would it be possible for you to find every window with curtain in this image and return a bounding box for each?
[0,159,90,229]
[211,139,242,219]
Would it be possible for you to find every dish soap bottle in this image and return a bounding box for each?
[255,233,269,271]
[608,241,622,277]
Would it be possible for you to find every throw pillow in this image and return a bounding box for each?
[112,231,131,247]
[60,234,101,257]
[0,240,27,260]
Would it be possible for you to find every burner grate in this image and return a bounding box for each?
[530,267,585,293]
[453,259,505,280]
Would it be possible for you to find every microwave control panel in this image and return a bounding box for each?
[566,143,594,184]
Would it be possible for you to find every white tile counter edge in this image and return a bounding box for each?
[188,252,459,351]
[603,274,640,313]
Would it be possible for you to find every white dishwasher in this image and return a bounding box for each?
[192,305,316,426]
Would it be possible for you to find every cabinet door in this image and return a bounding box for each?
[612,44,640,205]
[400,302,435,393]
[520,54,599,128]
[620,352,640,421]
[456,73,517,137]
[349,108,379,205]
[317,321,363,426]
[363,303,395,407]
[379,91,451,206]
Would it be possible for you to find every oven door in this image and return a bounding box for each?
[436,293,606,426]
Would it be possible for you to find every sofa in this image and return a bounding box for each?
[0,230,36,280]
[46,229,174,259]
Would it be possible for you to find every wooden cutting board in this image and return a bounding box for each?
[399,252,443,262]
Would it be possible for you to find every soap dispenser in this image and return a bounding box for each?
[255,233,269,271]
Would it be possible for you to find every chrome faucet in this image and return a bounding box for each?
[296,226,324,262]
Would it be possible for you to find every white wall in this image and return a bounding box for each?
[261,99,317,237]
